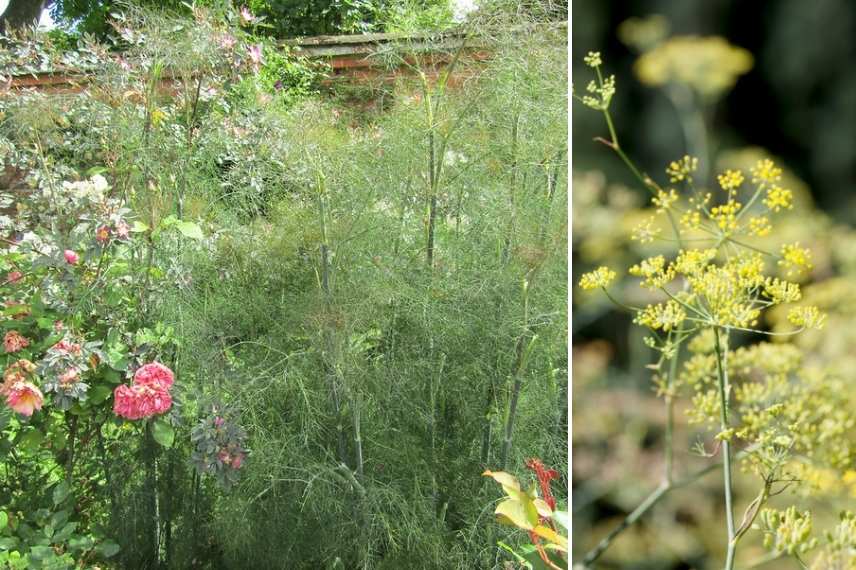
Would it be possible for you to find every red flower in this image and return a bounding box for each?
[96,225,111,244]
[525,458,559,511]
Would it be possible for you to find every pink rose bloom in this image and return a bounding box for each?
[113,383,172,420]
[6,271,22,284]
[133,362,174,390]
[4,331,29,353]
[64,250,79,265]
[6,381,43,416]
[232,452,245,469]
[214,416,225,428]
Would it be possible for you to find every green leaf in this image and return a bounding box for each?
[19,430,44,454]
[176,220,204,240]
[552,510,569,531]
[151,419,174,448]
[131,221,149,233]
[52,522,77,543]
[99,540,120,558]
[88,385,112,405]
[52,481,70,506]
[0,511,7,529]
[28,545,54,561]
[494,496,539,530]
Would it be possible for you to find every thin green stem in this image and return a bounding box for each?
[713,327,736,570]
[664,342,680,484]
[601,287,642,313]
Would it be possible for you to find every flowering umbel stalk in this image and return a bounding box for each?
[575,51,826,568]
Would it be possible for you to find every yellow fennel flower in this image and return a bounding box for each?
[764,186,793,212]
[635,300,686,332]
[579,267,617,290]
[750,158,782,185]
[717,169,745,192]
[787,306,826,330]
[584,51,602,67]
[629,255,674,289]
[779,243,813,276]
[666,155,699,183]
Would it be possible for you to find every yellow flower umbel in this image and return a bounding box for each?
[635,301,686,332]
[779,243,813,277]
[579,266,616,291]
[634,35,753,100]
[666,155,699,183]
[787,306,826,330]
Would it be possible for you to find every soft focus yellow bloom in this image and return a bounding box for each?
[787,306,826,330]
[630,216,661,244]
[680,210,702,230]
[583,51,602,67]
[634,36,752,98]
[666,155,699,183]
[750,158,783,185]
[617,15,670,51]
[579,267,617,290]
[652,188,678,212]
[779,243,813,276]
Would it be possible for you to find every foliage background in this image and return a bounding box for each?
[572,0,856,568]
[1,2,568,568]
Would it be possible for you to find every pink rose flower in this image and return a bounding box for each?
[113,383,172,420]
[64,250,79,265]
[4,331,29,353]
[114,362,175,420]
[232,452,245,469]
[6,382,43,416]
[133,362,174,390]
[6,271,22,284]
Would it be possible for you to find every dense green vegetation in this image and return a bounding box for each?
[0,4,567,568]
